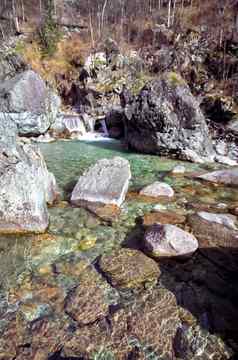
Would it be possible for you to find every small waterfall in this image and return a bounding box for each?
[63,116,86,134]
[100,119,109,137]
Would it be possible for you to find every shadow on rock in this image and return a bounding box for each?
[122,223,238,356]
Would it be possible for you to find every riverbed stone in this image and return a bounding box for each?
[140,181,174,198]
[71,157,131,207]
[144,224,198,258]
[62,287,180,359]
[198,168,238,186]
[187,212,238,248]
[172,165,186,174]
[65,265,111,325]
[142,211,186,226]
[197,211,238,230]
[99,248,160,288]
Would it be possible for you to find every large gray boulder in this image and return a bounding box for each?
[0,70,61,136]
[122,72,214,162]
[71,157,131,207]
[198,168,238,186]
[144,224,198,258]
[0,120,58,234]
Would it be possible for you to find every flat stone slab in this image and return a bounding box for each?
[99,248,160,288]
[71,157,131,207]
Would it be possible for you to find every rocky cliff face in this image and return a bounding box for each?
[122,73,214,162]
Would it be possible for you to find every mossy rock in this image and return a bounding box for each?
[99,248,160,289]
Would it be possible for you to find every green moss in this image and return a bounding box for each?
[130,71,153,95]
[167,72,186,86]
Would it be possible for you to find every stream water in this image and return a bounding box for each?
[0,139,237,359]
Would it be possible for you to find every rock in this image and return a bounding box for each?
[0,121,57,233]
[63,287,180,359]
[99,248,160,288]
[151,47,174,73]
[153,24,174,47]
[84,52,107,73]
[215,155,238,166]
[24,144,59,205]
[142,211,186,226]
[122,72,214,162]
[197,212,237,230]
[187,212,238,248]
[227,119,238,135]
[65,265,109,325]
[18,302,52,323]
[33,133,55,143]
[198,168,238,186]
[172,165,186,174]
[0,70,61,136]
[0,52,28,81]
[71,157,131,207]
[181,149,205,163]
[144,224,198,258]
[140,181,174,198]
[105,108,125,139]
[104,38,120,65]
[215,141,227,156]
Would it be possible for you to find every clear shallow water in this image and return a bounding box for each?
[40,139,211,191]
[0,139,237,358]
[0,139,237,288]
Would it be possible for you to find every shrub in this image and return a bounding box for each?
[38,0,62,57]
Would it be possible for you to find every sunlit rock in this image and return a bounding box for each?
[0,121,58,234]
[198,168,238,186]
[71,157,131,208]
[0,70,61,136]
[140,181,174,198]
[144,224,198,258]
[99,248,160,288]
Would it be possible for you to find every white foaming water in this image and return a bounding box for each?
[63,116,86,134]
[77,132,112,142]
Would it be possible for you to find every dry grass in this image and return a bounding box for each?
[20,34,92,88]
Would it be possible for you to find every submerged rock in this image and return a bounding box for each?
[140,181,174,198]
[99,248,160,288]
[144,224,198,258]
[71,157,131,208]
[63,287,180,359]
[0,70,60,136]
[122,72,214,162]
[65,265,110,325]
[198,168,238,186]
[142,211,186,226]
